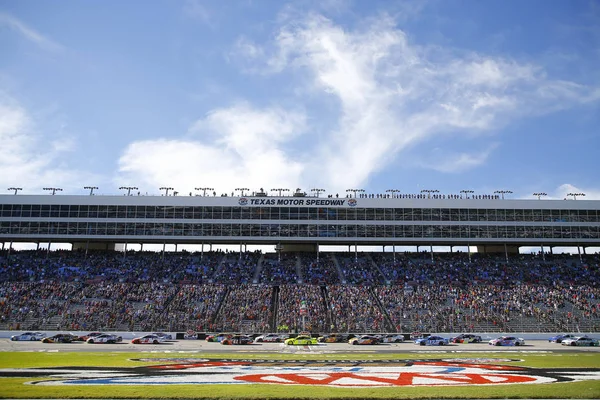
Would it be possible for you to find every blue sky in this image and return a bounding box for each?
[1,0,599,200]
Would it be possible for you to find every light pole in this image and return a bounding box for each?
[8,187,22,195]
[119,186,138,196]
[160,187,174,196]
[84,186,98,196]
[494,190,513,200]
[43,187,63,195]
[385,189,401,198]
[311,188,325,198]
[346,188,365,198]
[533,192,547,200]
[195,187,214,196]
[460,189,474,199]
[271,188,290,196]
[567,192,586,200]
[235,187,250,196]
[420,189,439,198]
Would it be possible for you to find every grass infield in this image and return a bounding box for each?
[0,351,598,399]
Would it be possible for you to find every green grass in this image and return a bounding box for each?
[0,352,599,399]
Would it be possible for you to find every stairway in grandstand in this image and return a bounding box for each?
[270,286,279,332]
[207,252,229,283]
[369,287,396,332]
[365,253,388,283]
[252,254,265,283]
[295,256,303,283]
[328,253,346,283]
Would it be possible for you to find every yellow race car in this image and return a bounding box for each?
[284,335,318,345]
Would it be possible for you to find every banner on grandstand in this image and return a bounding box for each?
[238,198,357,207]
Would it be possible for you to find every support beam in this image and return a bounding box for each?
[541,244,545,261]
[467,243,471,262]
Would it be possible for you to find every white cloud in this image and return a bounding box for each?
[421,144,499,173]
[0,12,63,52]
[117,12,600,195]
[0,96,93,193]
[117,104,306,195]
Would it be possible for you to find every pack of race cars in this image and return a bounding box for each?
[6,331,599,346]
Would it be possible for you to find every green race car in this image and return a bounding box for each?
[284,335,318,345]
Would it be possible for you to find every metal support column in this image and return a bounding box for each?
[541,244,545,261]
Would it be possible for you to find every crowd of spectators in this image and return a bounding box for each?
[0,249,598,333]
[276,284,328,333]
[327,285,386,332]
[299,253,341,284]
[336,254,386,285]
[214,284,273,333]
[259,253,299,284]
[212,251,261,284]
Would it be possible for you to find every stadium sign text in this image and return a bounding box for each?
[239,198,357,207]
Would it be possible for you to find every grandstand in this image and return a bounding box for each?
[1,192,599,334]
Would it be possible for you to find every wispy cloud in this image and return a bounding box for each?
[117,11,600,195]
[182,0,216,28]
[117,103,306,195]
[0,95,93,193]
[0,12,63,52]
[420,143,499,173]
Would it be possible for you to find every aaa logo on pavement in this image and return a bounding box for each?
[1,358,599,387]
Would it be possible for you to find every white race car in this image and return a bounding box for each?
[10,332,45,341]
[132,334,166,344]
[378,334,405,343]
[86,334,122,344]
[254,333,285,343]
[488,336,525,346]
[561,336,599,347]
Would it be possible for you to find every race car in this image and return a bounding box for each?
[414,335,449,346]
[488,336,525,346]
[317,333,350,343]
[221,335,253,345]
[10,332,45,341]
[41,333,78,343]
[377,334,405,343]
[86,333,122,344]
[561,336,599,347]
[284,335,318,345]
[206,333,232,342]
[450,333,482,343]
[349,335,380,345]
[75,332,104,341]
[152,332,173,341]
[548,333,577,343]
[254,333,285,343]
[131,334,166,344]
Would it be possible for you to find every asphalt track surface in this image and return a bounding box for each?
[2,338,600,353]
